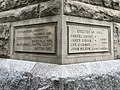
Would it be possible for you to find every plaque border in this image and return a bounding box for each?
[67,22,111,54]
[13,23,57,54]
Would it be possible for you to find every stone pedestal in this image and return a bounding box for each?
[0,0,120,89]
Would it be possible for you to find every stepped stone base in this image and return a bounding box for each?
[0,59,120,90]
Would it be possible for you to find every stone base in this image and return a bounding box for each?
[0,59,120,90]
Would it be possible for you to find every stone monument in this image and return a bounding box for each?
[0,0,120,89]
[0,0,117,64]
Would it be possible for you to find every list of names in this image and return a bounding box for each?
[68,25,109,53]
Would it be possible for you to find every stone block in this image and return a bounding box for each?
[0,59,120,90]
[0,0,61,23]
[40,0,61,17]
[64,1,120,22]
[70,0,120,11]
[9,16,114,64]
[0,23,10,58]
[113,23,120,59]
[0,0,50,12]
[0,0,119,64]
[0,4,39,23]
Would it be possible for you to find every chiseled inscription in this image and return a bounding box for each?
[15,25,56,53]
[68,25,109,53]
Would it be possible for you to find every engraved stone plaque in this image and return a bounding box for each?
[14,25,56,53]
[68,24,109,53]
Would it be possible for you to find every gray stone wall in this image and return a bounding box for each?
[114,23,120,59]
[1,0,119,12]
[0,24,10,58]
[0,0,61,23]
[64,0,120,22]
[0,0,120,90]
[0,0,61,57]
[0,0,52,12]
[1,0,120,58]
[69,0,120,10]
[2,0,120,23]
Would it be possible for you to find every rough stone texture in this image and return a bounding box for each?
[63,73,120,90]
[0,4,39,23]
[68,0,120,10]
[114,23,120,59]
[2,71,120,90]
[0,0,120,23]
[0,0,51,12]
[103,0,112,8]
[0,59,60,90]
[1,0,120,23]
[1,59,120,89]
[0,0,61,23]
[40,0,61,17]
[0,24,10,58]
[64,1,120,22]
[112,0,120,10]
[0,71,60,90]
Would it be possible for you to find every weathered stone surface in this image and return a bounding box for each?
[103,0,112,8]
[0,4,39,23]
[112,0,120,10]
[0,0,61,23]
[1,59,120,89]
[0,24,10,57]
[63,73,120,90]
[0,0,61,14]
[74,0,104,6]
[40,0,61,17]
[68,0,120,10]
[0,59,60,90]
[0,0,51,12]
[2,72,120,90]
[2,71,120,90]
[113,23,120,59]
[0,71,60,90]
[89,0,104,6]
[64,1,120,22]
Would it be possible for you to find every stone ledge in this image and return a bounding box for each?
[0,59,120,89]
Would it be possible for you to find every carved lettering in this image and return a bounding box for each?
[14,25,56,53]
[68,25,109,53]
